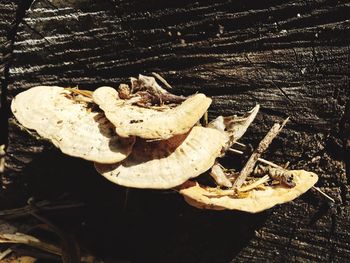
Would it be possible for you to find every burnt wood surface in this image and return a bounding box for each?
[1,0,350,262]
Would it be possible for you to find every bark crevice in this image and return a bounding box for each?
[0,0,34,146]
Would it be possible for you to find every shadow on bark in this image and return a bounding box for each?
[3,148,269,262]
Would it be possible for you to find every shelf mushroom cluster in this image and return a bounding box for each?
[11,75,318,213]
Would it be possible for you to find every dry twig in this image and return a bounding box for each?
[232,118,289,190]
[0,199,84,219]
[33,214,80,263]
[0,248,13,260]
[312,186,335,202]
[228,148,279,168]
[239,175,270,192]
[27,199,80,263]
[229,144,335,202]
[151,72,173,89]
[0,233,61,255]
[0,144,5,173]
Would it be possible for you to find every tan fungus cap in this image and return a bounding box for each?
[95,126,227,189]
[179,170,318,212]
[93,86,211,139]
[11,86,135,163]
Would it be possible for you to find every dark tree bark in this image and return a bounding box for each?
[1,0,350,262]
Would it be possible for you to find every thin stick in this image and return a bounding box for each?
[204,175,269,197]
[232,118,289,190]
[313,186,335,203]
[0,248,13,260]
[228,148,280,168]
[29,211,80,263]
[0,144,5,173]
[229,146,335,203]
[64,88,93,98]
[233,141,246,148]
[152,72,173,89]
[0,233,61,256]
[202,111,208,126]
[0,199,84,219]
[239,175,270,192]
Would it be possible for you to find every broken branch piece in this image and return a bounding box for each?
[130,74,184,105]
[228,148,280,168]
[232,118,289,189]
[151,72,173,89]
[0,233,61,256]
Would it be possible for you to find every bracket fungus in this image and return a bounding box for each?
[94,105,263,189]
[94,105,261,189]
[10,75,323,213]
[92,86,212,139]
[179,170,318,213]
[11,86,135,163]
[95,126,227,189]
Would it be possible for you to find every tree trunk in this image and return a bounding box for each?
[1,0,349,262]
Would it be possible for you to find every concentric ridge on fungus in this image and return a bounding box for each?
[94,105,261,189]
[11,86,135,163]
[95,126,227,189]
[93,86,212,139]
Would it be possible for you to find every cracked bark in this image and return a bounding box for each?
[0,1,16,146]
[0,0,34,145]
[1,0,350,262]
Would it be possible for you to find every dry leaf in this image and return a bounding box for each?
[179,170,318,212]
[95,126,227,189]
[93,86,211,139]
[11,86,135,163]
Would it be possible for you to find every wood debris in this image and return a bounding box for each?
[0,232,61,256]
[0,144,5,173]
[228,143,335,202]
[232,118,289,190]
[179,116,318,212]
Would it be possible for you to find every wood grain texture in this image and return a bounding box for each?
[1,0,350,262]
[0,0,19,145]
